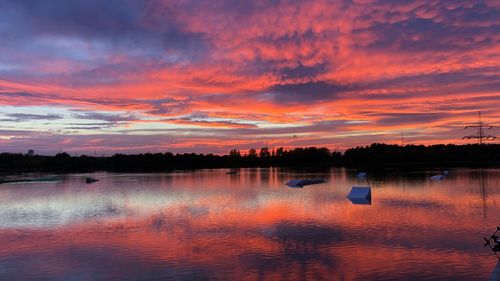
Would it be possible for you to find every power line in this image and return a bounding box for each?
[462,111,496,144]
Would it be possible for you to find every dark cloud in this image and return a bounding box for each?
[146,97,192,116]
[0,90,144,109]
[354,2,500,52]
[64,122,117,130]
[0,0,210,65]
[278,63,328,81]
[164,112,258,128]
[0,129,51,136]
[0,91,37,98]
[436,2,500,26]
[373,112,449,126]
[64,126,109,130]
[463,95,500,103]
[0,0,144,36]
[117,119,352,138]
[71,112,137,122]
[383,68,500,88]
[2,113,62,122]
[358,18,453,51]
[351,67,500,100]
[264,81,352,104]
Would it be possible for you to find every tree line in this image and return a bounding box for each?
[0,143,499,172]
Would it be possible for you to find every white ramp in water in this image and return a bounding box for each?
[430,174,446,181]
[430,170,449,181]
[347,186,372,205]
[286,179,325,188]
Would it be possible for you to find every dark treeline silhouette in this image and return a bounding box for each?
[0,143,499,172]
[342,143,500,167]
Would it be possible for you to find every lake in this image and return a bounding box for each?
[0,168,498,280]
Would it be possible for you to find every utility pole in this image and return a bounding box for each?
[462,111,496,144]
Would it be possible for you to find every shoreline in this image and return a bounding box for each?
[1,162,499,176]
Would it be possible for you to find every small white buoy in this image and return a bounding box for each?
[357,172,367,180]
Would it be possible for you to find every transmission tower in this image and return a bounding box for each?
[462,111,496,144]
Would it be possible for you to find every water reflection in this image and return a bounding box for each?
[491,261,500,281]
[478,168,495,220]
[0,168,498,280]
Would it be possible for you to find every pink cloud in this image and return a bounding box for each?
[0,0,499,153]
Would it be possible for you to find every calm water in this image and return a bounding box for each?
[0,168,498,281]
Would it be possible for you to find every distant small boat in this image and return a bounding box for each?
[286,179,326,188]
[85,177,99,184]
[357,172,367,180]
[226,171,238,175]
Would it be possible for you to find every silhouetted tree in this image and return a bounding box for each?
[259,147,270,158]
[0,144,498,172]
[248,148,257,158]
[229,149,241,157]
[276,147,285,157]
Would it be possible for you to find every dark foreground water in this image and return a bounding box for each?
[0,168,498,281]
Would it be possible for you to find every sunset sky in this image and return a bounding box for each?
[0,0,499,155]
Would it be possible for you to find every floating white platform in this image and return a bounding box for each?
[430,174,446,181]
[347,186,372,204]
[286,179,326,188]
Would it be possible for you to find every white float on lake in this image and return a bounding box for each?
[357,172,367,180]
[430,170,449,181]
[286,179,326,188]
[347,186,372,204]
[430,175,445,181]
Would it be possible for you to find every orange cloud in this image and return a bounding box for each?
[0,0,499,153]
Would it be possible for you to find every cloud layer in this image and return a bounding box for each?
[0,0,499,154]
